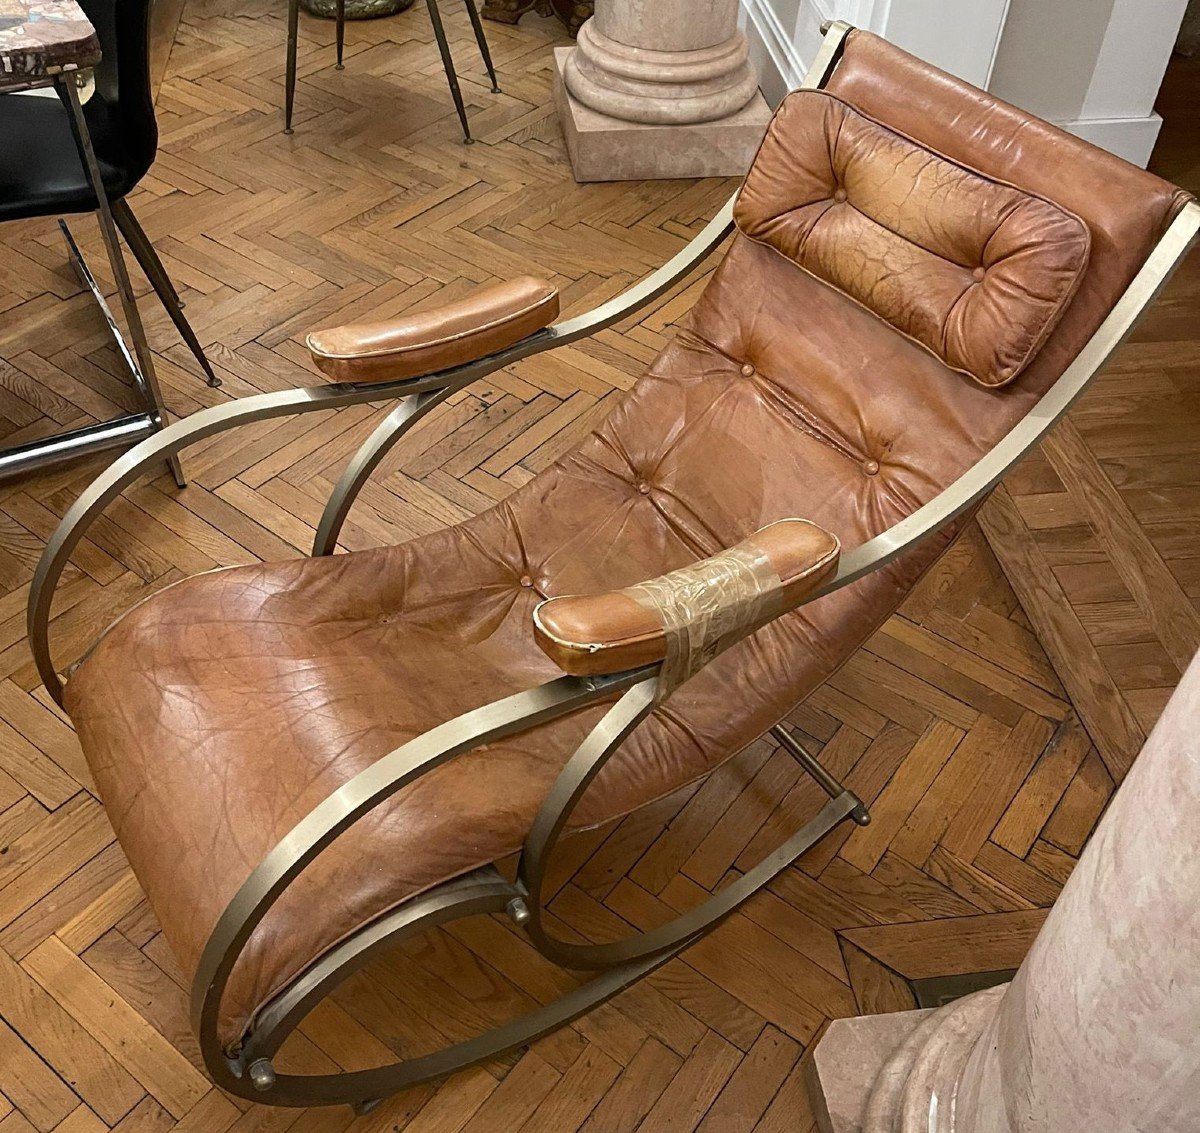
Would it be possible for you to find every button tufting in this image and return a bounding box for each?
[972,266,986,282]
[636,480,651,495]
[740,362,755,377]
[833,188,847,203]
[519,575,533,588]
[864,459,880,476]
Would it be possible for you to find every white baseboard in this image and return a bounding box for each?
[1056,113,1164,169]
[738,0,1164,168]
[740,0,829,104]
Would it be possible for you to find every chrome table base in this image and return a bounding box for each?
[0,75,188,485]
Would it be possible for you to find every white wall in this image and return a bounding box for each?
[741,0,1189,167]
[739,0,1011,104]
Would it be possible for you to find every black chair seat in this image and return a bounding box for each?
[0,93,145,223]
[0,0,218,393]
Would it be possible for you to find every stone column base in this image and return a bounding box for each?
[804,986,1005,1133]
[805,1011,932,1133]
[553,47,772,182]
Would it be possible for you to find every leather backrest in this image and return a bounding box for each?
[823,31,1191,404]
[581,29,1191,579]
[734,90,1092,388]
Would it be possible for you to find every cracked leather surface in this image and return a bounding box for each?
[735,90,1092,388]
[64,31,1190,1047]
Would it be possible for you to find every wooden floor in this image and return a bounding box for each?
[0,3,1197,1129]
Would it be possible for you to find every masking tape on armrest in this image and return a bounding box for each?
[621,544,783,700]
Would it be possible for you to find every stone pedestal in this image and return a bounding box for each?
[554,0,771,181]
[806,652,1200,1133]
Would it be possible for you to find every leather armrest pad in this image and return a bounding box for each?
[533,519,840,677]
[306,276,560,383]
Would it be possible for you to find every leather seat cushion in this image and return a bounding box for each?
[64,232,1054,1047]
[735,90,1092,388]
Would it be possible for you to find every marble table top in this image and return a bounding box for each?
[0,0,100,85]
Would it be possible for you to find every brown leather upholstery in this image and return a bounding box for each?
[307,276,559,383]
[735,91,1092,388]
[64,31,1191,1048]
[534,519,839,676]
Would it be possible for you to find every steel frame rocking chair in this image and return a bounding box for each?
[27,21,1199,1114]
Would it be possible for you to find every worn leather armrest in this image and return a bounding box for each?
[306,276,560,384]
[533,519,840,677]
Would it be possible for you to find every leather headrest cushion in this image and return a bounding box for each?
[735,90,1092,388]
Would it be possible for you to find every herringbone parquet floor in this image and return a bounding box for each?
[0,3,1197,1129]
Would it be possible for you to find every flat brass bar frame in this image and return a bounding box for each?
[25,19,1200,1113]
[30,378,451,703]
[312,388,454,556]
[194,673,859,1108]
[192,665,657,1106]
[515,682,864,971]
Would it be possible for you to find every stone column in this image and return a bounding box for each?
[806,651,1200,1133]
[553,0,772,181]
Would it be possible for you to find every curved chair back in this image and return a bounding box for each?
[82,0,157,186]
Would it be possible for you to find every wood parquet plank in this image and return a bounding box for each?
[0,5,1196,1129]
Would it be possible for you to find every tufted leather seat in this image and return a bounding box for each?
[64,31,1191,1048]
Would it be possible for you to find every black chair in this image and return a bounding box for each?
[0,0,219,388]
[284,0,501,140]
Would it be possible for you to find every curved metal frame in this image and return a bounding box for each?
[194,668,658,1107]
[312,389,451,555]
[28,186,740,701]
[25,18,1200,1112]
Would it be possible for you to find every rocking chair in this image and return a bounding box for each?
[27,22,1198,1112]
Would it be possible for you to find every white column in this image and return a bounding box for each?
[739,0,1011,104]
[742,0,1188,166]
[983,0,1187,165]
[806,653,1200,1132]
[554,0,773,181]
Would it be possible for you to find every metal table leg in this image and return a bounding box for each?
[53,73,186,488]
